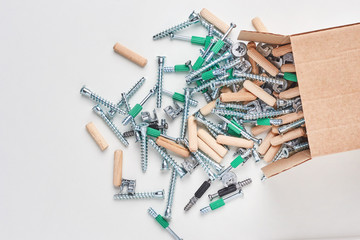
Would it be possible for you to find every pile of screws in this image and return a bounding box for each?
[80,9,309,239]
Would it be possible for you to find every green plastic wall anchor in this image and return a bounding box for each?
[193,56,205,70]
[211,40,225,54]
[172,92,185,102]
[209,198,225,210]
[129,104,143,118]
[174,65,190,72]
[284,72,297,82]
[204,36,213,49]
[191,36,206,45]
[155,215,169,229]
[227,120,244,136]
[231,155,244,168]
[227,68,234,79]
[147,127,161,138]
[257,118,271,126]
[202,70,215,80]
[196,80,208,93]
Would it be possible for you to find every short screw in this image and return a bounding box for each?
[92,105,129,147]
[157,56,165,108]
[164,168,177,220]
[114,190,164,200]
[212,108,247,118]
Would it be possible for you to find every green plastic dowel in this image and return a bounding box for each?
[257,118,271,126]
[193,57,205,70]
[231,155,244,168]
[204,36,213,49]
[146,127,161,138]
[202,70,215,80]
[191,36,206,45]
[174,65,190,72]
[129,104,143,118]
[284,72,297,82]
[155,215,169,229]
[211,40,225,54]
[172,92,185,102]
[209,198,225,210]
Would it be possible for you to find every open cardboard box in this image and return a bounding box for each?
[238,23,360,178]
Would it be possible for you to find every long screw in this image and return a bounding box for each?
[121,92,141,142]
[278,118,305,134]
[180,88,191,139]
[199,18,233,46]
[157,56,165,108]
[80,86,126,115]
[153,11,200,40]
[197,150,224,173]
[139,123,149,173]
[243,108,295,120]
[107,77,145,118]
[92,105,129,147]
[208,178,252,201]
[148,207,183,240]
[194,111,228,136]
[192,77,245,94]
[200,189,243,214]
[212,108,246,118]
[164,168,177,220]
[233,71,286,86]
[160,119,170,170]
[114,190,164,200]
[148,138,187,178]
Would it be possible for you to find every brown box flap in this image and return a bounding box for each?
[262,150,312,178]
[238,30,290,45]
[290,23,360,157]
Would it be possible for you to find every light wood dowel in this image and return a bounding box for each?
[272,44,292,57]
[113,42,147,67]
[200,8,230,34]
[247,41,259,74]
[220,91,257,102]
[188,116,198,152]
[200,100,216,116]
[247,48,279,76]
[156,137,190,158]
[258,131,277,155]
[86,122,109,151]
[263,145,281,163]
[198,129,228,157]
[270,128,306,146]
[113,150,123,187]
[251,17,269,32]
[279,86,300,99]
[251,125,271,136]
[281,63,296,72]
[276,111,304,125]
[243,80,276,106]
[216,135,254,148]
[197,137,223,163]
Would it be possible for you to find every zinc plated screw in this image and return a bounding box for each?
[157,56,165,108]
[216,100,250,111]
[197,150,224,173]
[282,141,309,158]
[194,111,228,136]
[162,89,198,107]
[107,77,145,119]
[233,71,287,86]
[114,190,164,200]
[243,108,295,120]
[208,178,252,201]
[164,168,177,220]
[278,118,305,134]
[192,77,245,94]
[252,147,261,163]
[276,98,297,109]
[92,105,129,147]
[80,86,126,115]
[169,33,206,46]
[148,138,187,178]
[179,88,191,139]
[121,92,141,142]
[122,85,157,126]
[153,11,200,40]
[148,207,183,240]
[212,108,246,118]
[200,189,243,215]
[160,119,170,171]
[139,123,149,173]
[199,18,233,46]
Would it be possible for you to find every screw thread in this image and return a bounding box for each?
[93,105,129,147]
[243,109,295,120]
[217,102,250,111]
[212,108,246,118]
[194,113,227,136]
[114,190,164,200]
[278,118,305,134]
[163,66,175,73]
[233,71,285,85]
[123,130,135,138]
[184,196,198,211]
[180,90,190,139]
[157,57,165,108]
[164,168,177,219]
[148,207,158,218]
[238,178,252,188]
[197,150,223,172]
[200,19,233,45]
[192,151,216,181]
[153,20,196,40]
[203,92,213,103]
[141,134,148,173]
[293,141,309,152]
[193,78,245,93]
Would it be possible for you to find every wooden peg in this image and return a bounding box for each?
[188,116,198,152]
[220,86,232,93]
[200,8,230,34]
[197,137,223,163]
[247,48,279,76]
[156,136,190,158]
[270,128,306,146]
[216,135,254,148]
[113,42,147,67]
[258,131,277,155]
[279,86,300,99]
[113,150,123,187]
[281,63,296,73]
[263,145,281,163]
[200,100,216,116]
[276,111,304,125]
[272,126,279,134]
[272,44,292,57]
[85,122,109,151]
[198,129,228,157]
[247,41,259,75]
[251,17,269,32]
[243,80,276,106]
[251,125,272,136]
[220,91,257,102]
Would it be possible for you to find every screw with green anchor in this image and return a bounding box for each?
[200,189,243,214]
[169,33,206,46]
[148,207,183,240]
[162,89,198,107]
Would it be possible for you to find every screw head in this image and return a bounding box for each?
[80,86,92,97]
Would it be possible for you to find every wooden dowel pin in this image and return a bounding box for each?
[113,150,123,187]
[251,125,272,136]
[188,116,198,152]
[263,145,281,163]
[251,17,269,32]
[272,44,292,57]
[86,122,109,151]
[198,129,228,157]
[270,128,306,146]
[113,42,147,67]
[279,86,300,99]
[200,8,230,34]
[216,135,254,149]
[243,80,276,106]
[281,64,296,73]
[258,131,277,155]
[197,137,223,163]
[247,48,279,76]
[200,100,216,116]
[220,91,257,102]
[156,136,190,158]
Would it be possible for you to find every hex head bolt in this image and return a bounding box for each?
[153,10,200,40]
[164,168,177,220]
[156,56,165,108]
[184,179,212,211]
[121,92,141,142]
[200,189,244,215]
[204,23,236,63]
[114,190,164,200]
[108,77,145,119]
[122,85,157,126]
[80,86,126,115]
[92,105,129,147]
[148,207,183,240]
[214,113,262,145]
[208,178,252,201]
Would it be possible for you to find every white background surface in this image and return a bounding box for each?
[1,0,360,239]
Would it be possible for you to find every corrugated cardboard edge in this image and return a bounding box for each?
[261,150,312,178]
[237,30,290,45]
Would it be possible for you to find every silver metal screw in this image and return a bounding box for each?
[243,108,296,120]
[157,56,165,108]
[212,108,247,118]
[160,119,170,170]
[121,92,141,142]
[197,150,224,173]
[114,190,164,200]
[252,147,261,163]
[208,178,252,201]
[139,123,149,173]
[278,118,305,134]
[180,88,191,139]
[80,86,126,115]
[153,11,200,40]
[148,208,183,240]
[164,168,177,220]
[194,111,228,136]
[233,71,286,86]
[199,18,233,45]
[200,189,243,214]
[148,138,187,178]
[92,105,129,147]
[192,77,245,94]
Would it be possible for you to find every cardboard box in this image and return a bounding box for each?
[238,23,360,178]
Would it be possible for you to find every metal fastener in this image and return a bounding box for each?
[157,56,165,108]
[114,190,164,200]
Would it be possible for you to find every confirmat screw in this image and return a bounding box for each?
[278,118,305,134]
[243,108,295,120]
[197,150,224,173]
[194,111,228,136]
[92,105,129,147]
[199,18,233,46]
[139,123,149,173]
[208,178,252,201]
[114,190,164,200]
[164,168,177,220]
[200,189,243,214]
[148,207,183,240]
[180,88,192,139]
[160,119,170,171]
[184,179,212,211]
